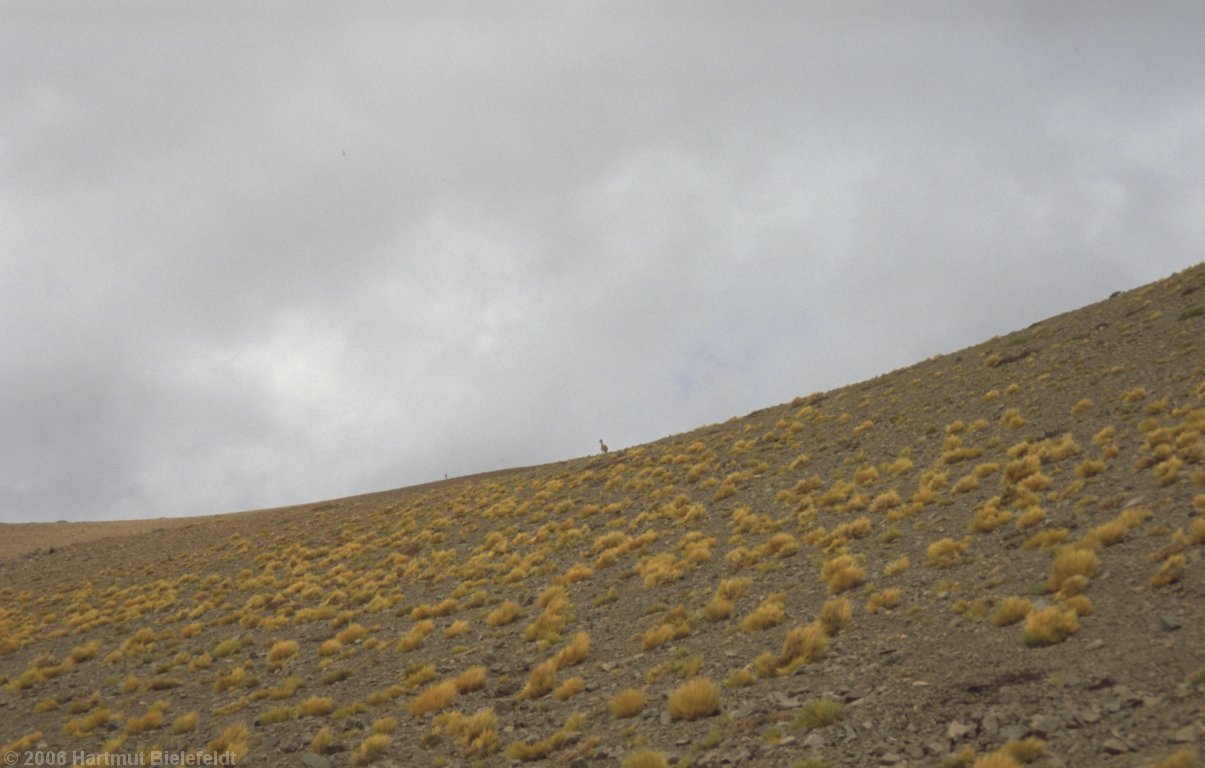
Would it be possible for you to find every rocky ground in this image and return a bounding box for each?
[2,264,1202,768]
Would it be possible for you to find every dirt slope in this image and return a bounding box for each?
[2,264,1202,768]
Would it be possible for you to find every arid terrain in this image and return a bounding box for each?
[2,265,1202,768]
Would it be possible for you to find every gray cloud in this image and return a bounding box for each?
[2,3,1202,521]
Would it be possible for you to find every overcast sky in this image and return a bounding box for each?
[2,4,1202,523]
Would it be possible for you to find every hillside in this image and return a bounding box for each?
[2,264,1203,768]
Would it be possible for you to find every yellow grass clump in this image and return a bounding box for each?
[1076,458,1106,478]
[992,597,1033,627]
[795,697,845,728]
[407,679,458,716]
[1146,747,1198,768]
[1049,547,1100,592]
[866,587,902,614]
[717,577,752,600]
[666,678,720,721]
[624,749,670,768]
[1150,554,1187,587]
[552,632,590,668]
[516,659,558,701]
[821,555,866,594]
[487,601,521,627]
[776,622,829,672]
[124,703,167,736]
[609,688,646,718]
[207,723,250,763]
[553,677,584,701]
[352,733,391,765]
[455,666,488,693]
[505,731,569,762]
[1022,606,1079,647]
[704,595,733,622]
[1015,506,1046,530]
[818,597,853,635]
[267,639,299,664]
[372,716,397,734]
[926,537,969,568]
[438,707,501,757]
[741,593,787,632]
[299,696,334,717]
[309,726,333,754]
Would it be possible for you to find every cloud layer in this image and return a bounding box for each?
[2,4,1202,521]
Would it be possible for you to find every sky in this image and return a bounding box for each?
[2,3,1203,523]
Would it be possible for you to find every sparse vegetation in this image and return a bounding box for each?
[2,264,1202,766]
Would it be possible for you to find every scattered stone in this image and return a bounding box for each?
[947,720,975,741]
[803,732,826,750]
[299,753,331,768]
[1078,708,1101,725]
[1000,725,1029,742]
[1086,673,1114,689]
[981,711,999,736]
[1101,737,1130,754]
[1172,725,1197,743]
[1029,714,1061,736]
[879,752,902,764]
[925,739,949,756]
[1159,614,1182,631]
[904,742,925,759]
[769,692,802,709]
[1112,686,1142,708]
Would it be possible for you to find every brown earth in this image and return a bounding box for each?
[1,264,1202,768]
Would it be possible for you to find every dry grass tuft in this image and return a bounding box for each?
[705,595,733,622]
[310,726,333,754]
[667,677,721,720]
[516,659,558,701]
[455,666,488,693]
[1147,747,1198,768]
[553,676,584,701]
[1022,606,1079,647]
[867,587,902,614]
[299,696,334,717]
[1050,547,1100,592]
[623,748,670,768]
[821,555,866,594]
[487,601,522,627]
[992,597,1033,627]
[741,593,787,632]
[794,698,844,728]
[926,537,969,568]
[407,679,458,716]
[1150,554,1187,587]
[818,597,853,635]
[776,622,829,672]
[352,733,391,765]
[609,688,646,719]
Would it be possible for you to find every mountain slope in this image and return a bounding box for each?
[2,263,1203,768]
